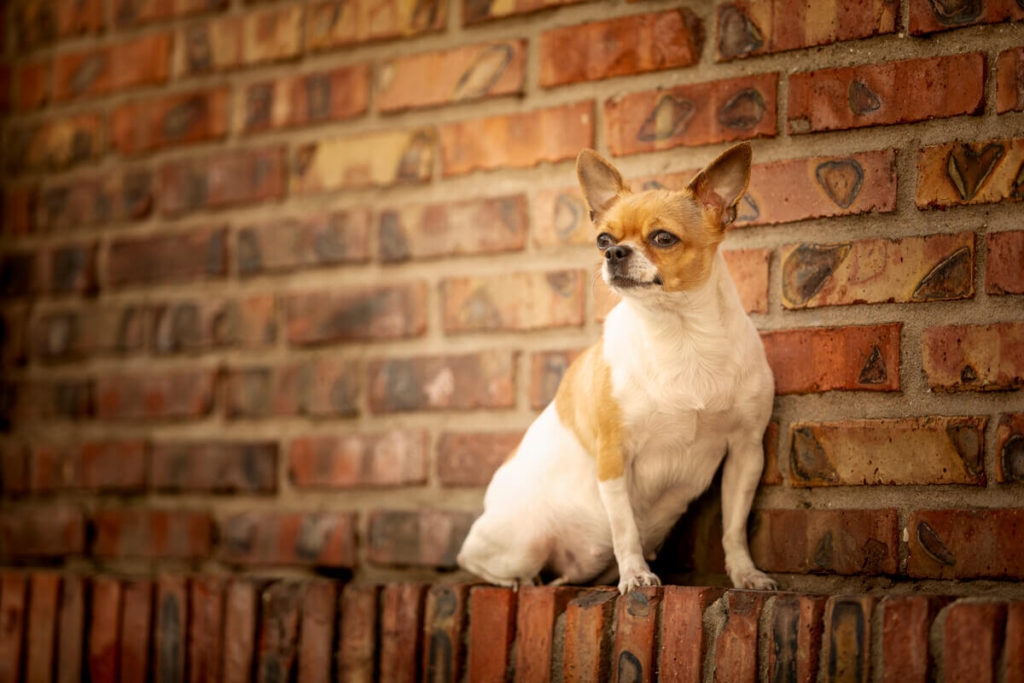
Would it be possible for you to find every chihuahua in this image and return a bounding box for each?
[457,143,777,594]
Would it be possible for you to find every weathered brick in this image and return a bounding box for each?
[564,589,617,683]
[605,74,777,156]
[380,584,427,682]
[285,283,426,345]
[159,147,285,216]
[150,441,278,493]
[154,575,188,683]
[291,129,434,193]
[368,350,516,413]
[379,41,525,112]
[108,227,227,289]
[6,378,96,423]
[987,231,1024,295]
[467,587,516,681]
[54,33,171,101]
[0,506,85,559]
[87,576,121,683]
[218,511,357,567]
[92,508,213,559]
[297,581,336,683]
[30,440,147,492]
[942,601,1006,683]
[443,270,585,333]
[15,60,50,111]
[721,249,770,314]
[378,195,526,262]
[189,576,225,683]
[37,168,153,230]
[996,414,1024,483]
[767,593,825,683]
[716,0,897,60]
[256,582,301,683]
[789,54,984,134]
[712,591,764,683]
[880,596,949,683]
[762,324,901,394]
[97,369,216,420]
[822,596,874,683]
[239,210,372,274]
[761,421,781,486]
[750,508,899,575]
[0,445,28,495]
[174,16,244,76]
[116,0,228,27]
[659,588,729,683]
[306,0,447,49]
[119,579,153,683]
[241,65,369,133]
[464,0,581,23]
[1006,602,1024,683]
[288,430,428,488]
[909,0,1023,34]
[41,242,99,295]
[613,588,662,683]
[25,572,60,683]
[781,232,975,308]
[57,574,85,683]
[367,509,475,568]
[531,349,583,409]
[151,295,276,353]
[112,88,229,155]
[908,509,1024,579]
[1,306,28,368]
[515,586,576,683]
[997,47,1024,113]
[34,303,146,362]
[222,580,258,683]
[922,322,1024,391]
[6,114,105,172]
[14,0,103,49]
[437,431,521,487]
[226,359,360,419]
[916,138,1024,209]
[240,5,303,64]
[3,186,38,236]
[439,102,593,176]
[423,584,469,683]
[337,584,379,682]
[0,573,27,683]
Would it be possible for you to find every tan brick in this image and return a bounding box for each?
[997,47,1024,113]
[437,431,522,487]
[288,430,428,488]
[909,0,1023,35]
[112,88,229,155]
[781,232,974,308]
[532,187,591,248]
[175,17,244,76]
[378,41,525,112]
[530,349,583,409]
[995,413,1024,483]
[442,270,585,333]
[987,230,1024,295]
[54,33,171,101]
[368,351,516,413]
[7,115,105,172]
[291,129,435,193]
[787,416,986,487]
[243,5,302,63]
[306,0,447,49]
[241,65,369,134]
[539,10,700,87]
[464,0,582,23]
[908,509,1024,579]
[916,137,1024,209]
[922,322,1024,392]
[439,102,593,176]
[723,248,769,314]
[285,283,426,345]
[238,210,372,274]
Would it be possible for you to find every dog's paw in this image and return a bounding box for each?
[618,569,661,595]
[733,568,778,591]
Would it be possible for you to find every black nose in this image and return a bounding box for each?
[604,245,631,262]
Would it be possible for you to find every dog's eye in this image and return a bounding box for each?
[596,233,615,250]
[649,230,679,247]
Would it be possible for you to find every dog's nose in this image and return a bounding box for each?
[605,245,631,262]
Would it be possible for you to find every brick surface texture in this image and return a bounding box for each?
[1,0,1023,676]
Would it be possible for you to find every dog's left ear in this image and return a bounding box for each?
[577,149,629,226]
[687,142,752,227]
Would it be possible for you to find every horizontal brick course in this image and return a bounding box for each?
[367,509,475,568]
[997,47,1024,113]
[908,509,1024,579]
[111,88,229,156]
[916,138,1024,209]
[150,441,278,493]
[238,210,372,275]
[158,147,285,216]
[241,65,370,134]
[986,230,1024,295]
[306,0,447,49]
[437,431,521,487]
[96,369,216,420]
[30,441,147,492]
[288,431,428,488]
[291,129,435,193]
[368,351,516,413]
[218,511,357,567]
[226,360,359,419]
[92,508,213,559]
[285,284,427,345]
[922,322,1024,391]
[54,33,171,101]
[442,270,585,333]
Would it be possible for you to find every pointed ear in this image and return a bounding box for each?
[577,149,628,225]
[686,142,752,226]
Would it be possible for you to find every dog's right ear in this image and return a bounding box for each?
[577,149,628,226]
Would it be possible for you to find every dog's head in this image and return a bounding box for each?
[576,143,752,299]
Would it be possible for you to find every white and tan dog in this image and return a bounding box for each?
[457,143,777,594]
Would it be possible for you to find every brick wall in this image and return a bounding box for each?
[2,0,1024,628]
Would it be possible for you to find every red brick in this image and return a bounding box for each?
[788,416,986,486]
[256,582,301,683]
[721,249,769,314]
[762,324,901,394]
[337,584,379,682]
[716,0,897,60]
[159,147,285,216]
[464,0,582,23]
[658,586,724,683]
[379,195,527,262]
[150,295,277,353]
[3,186,37,236]
[297,582,336,683]
[880,596,950,683]
[174,17,244,76]
[909,0,1023,34]
[112,88,229,155]
[368,351,516,413]
[380,584,426,682]
[986,230,1024,295]
[4,378,96,423]
[530,349,583,409]
[781,232,975,308]
[291,129,435,194]
[467,587,517,681]
[242,65,369,133]
[605,74,777,156]
[189,576,225,683]
[222,581,258,683]
[423,584,469,682]
[789,54,984,134]
[40,242,98,295]
[922,322,1024,392]
[30,440,147,492]
[443,270,585,333]
[218,510,357,567]
[93,508,212,560]
[766,593,825,683]
[916,138,1024,209]
[1006,602,1024,683]
[25,572,60,683]
[154,576,188,683]
[1,306,28,368]
[239,210,372,274]
[0,573,26,683]
[289,430,427,489]
[564,589,617,683]
[116,0,227,27]
[119,580,153,683]
[37,168,153,230]
[997,47,1024,113]
[367,509,475,568]
[226,359,359,419]
[822,596,874,683]
[151,441,277,493]
[0,506,85,559]
[33,303,146,362]
[54,33,171,101]
[15,60,50,111]
[108,226,227,289]
[379,41,524,112]
[613,587,662,683]
[996,414,1024,483]
[7,114,105,172]
[439,102,593,176]
[14,0,103,48]
[305,0,446,49]
[285,283,426,345]
[750,508,899,575]
[711,591,764,683]
[87,577,121,683]
[943,601,1006,683]
[96,369,216,420]
[0,445,28,495]
[761,421,782,486]
[909,509,1024,579]
[514,587,576,682]
[437,431,521,487]
[56,575,85,683]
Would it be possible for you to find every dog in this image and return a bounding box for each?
[457,142,777,594]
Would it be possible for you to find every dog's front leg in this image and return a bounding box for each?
[598,475,660,594]
[721,435,778,590]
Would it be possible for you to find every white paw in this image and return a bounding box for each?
[732,568,778,591]
[618,569,661,595]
